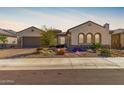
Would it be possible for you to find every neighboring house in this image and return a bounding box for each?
[58,21,111,48]
[17,26,44,48]
[0,28,17,48]
[111,29,124,49]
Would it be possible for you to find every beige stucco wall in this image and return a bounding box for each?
[121,33,124,48]
[57,36,66,44]
[18,27,43,37]
[68,22,111,46]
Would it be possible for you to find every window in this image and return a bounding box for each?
[60,37,65,44]
[78,34,84,44]
[87,33,92,43]
[95,33,101,43]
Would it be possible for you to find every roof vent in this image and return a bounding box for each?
[31,29,34,32]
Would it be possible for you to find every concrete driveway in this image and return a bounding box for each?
[0,48,36,58]
[0,57,123,70]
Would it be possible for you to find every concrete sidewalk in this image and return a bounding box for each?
[0,57,124,70]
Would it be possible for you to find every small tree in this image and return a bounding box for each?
[0,35,8,44]
[0,35,8,48]
[40,26,57,47]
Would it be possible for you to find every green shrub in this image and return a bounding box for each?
[91,43,101,50]
[90,43,101,53]
[95,43,102,49]
[100,48,111,57]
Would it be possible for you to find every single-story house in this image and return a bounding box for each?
[17,26,44,48]
[57,21,111,48]
[111,29,124,49]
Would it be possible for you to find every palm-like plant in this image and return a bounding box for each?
[0,35,8,44]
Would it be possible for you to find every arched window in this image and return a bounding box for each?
[87,33,92,43]
[95,33,101,43]
[78,33,84,44]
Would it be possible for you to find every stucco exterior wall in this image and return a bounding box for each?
[57,36,66,44]
[68,22,111,46]
[0,37,17,44]
[17,26,44,48]
[121,33,124,48]
[18,27,43,37]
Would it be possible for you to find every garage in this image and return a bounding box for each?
[22,37,41,48]
[17,26,44,48]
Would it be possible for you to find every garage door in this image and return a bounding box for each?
[23,37,40,48]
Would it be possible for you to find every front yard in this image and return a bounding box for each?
[0,48,124,59]
[25,48,124,58]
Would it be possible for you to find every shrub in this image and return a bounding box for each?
[91,43,101,50]
[56,44,65,48]
[72,47,82,52]
[100,48,111,57]
[95,43,102,49]
[57,48,65,55]
[69,46,87,52]
[71,47,78,52]
[90,43,102,53]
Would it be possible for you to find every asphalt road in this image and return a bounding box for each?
[0,69,124,85]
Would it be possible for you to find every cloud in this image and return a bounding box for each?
[0,16,32,31]
[18,8,83,31]
[18,8,110,31]
[0,8,124,31]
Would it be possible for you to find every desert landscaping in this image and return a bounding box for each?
[0,47,124,59]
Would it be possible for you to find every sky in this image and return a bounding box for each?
[0,7,124,32]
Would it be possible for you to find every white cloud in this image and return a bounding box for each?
[15,8,92,31]
[0,16,32,31]
[19,8,115,31]
[0,8,124,31]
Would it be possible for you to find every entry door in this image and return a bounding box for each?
[111,34,121,49]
